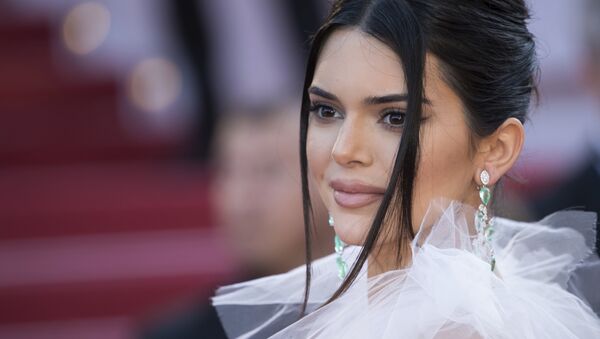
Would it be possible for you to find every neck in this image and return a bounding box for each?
[367,244,413,277]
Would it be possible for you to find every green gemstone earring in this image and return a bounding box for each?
[328,214,348,279]
[474,169,496,271]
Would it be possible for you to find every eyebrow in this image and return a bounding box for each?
[308,86,430,105]
[364,94,408,105]
[308,86,340,101]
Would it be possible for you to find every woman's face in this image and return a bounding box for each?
[307,28,480,248]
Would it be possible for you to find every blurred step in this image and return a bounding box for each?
[0,317,134,339]
[0,19,58,90]
[0,99,124,164]
[0,46,82,96]
[0,78,117,106]
[0,229,235,324]
[0,100,186,165]
[0,142,184,166]
[0,164,214,239]
[0,18,52,48]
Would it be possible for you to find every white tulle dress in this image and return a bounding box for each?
[212,199,600,338]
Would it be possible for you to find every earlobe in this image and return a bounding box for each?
[480,117,525,185]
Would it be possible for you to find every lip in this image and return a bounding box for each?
[330,179,386,209]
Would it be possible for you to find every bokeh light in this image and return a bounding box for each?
[127,57,182,114]
[62,1,111,55]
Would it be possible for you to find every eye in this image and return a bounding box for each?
[309,103,343,120]
[381,110,406,128]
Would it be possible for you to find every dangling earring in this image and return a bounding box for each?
[475,169,496,271]
[329,213,348,279]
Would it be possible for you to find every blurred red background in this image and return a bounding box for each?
[0,0,598,338]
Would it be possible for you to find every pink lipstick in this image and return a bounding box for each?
[330,179,385,209]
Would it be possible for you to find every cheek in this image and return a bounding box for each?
[376,133,400,182]
[412,121,473,227]
[306,126,336,197]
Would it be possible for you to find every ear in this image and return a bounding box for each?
[474,118,525,186]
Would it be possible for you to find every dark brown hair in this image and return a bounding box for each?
[299,0,538,314]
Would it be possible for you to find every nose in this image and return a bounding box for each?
[331,117,374,167]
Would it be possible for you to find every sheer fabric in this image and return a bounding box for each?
[213,199,600,338]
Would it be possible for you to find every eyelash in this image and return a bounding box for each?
[308,102,406,131]
[379,110,406,131]
[309,103,342,121]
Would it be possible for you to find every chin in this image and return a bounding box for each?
[332,213,372,246]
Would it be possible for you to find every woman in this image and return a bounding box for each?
[213,0,600,337]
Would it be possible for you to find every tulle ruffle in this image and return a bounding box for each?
[212,199,600,338]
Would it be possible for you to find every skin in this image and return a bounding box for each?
[307,28,525,276]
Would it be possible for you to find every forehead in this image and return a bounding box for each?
[312,28,406,96]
